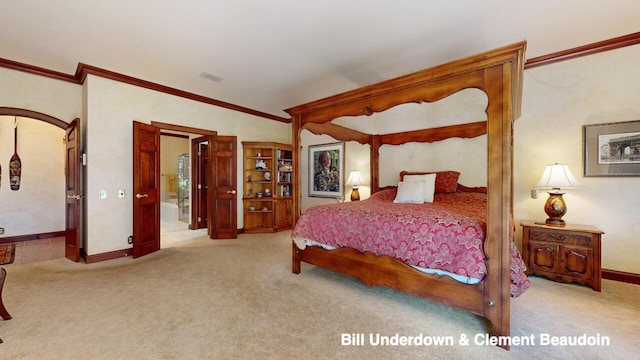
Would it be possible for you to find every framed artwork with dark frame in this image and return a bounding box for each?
[583,120,640,177]
[308,142,345,198]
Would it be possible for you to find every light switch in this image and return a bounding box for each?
[118,190,125,198]
[100,190,107,199]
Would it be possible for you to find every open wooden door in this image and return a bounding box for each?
[64,118,82,262]
[209,135,238,239]
[133,121,160,258]
[192,136,209,230]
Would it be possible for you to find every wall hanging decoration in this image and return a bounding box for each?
[308,142,344,198]
[9,117,22,190]
[584,120,640,176]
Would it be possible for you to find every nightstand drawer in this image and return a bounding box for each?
[528,228,593,246]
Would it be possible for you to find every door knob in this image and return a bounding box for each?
[227,189,237,194]
[136,193,149,198]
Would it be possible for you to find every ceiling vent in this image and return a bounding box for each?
[199,72,224,82]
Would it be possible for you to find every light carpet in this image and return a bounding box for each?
[0,231,638,359]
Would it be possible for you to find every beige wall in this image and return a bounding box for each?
[0,67,83,121]
[84,75,290,255]
[514,44,640,273]
[0,117,65,236]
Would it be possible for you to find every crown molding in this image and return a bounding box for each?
[525,31,640,69]
[74,63,290,123]
[0,57,290,123]
[0,56,79,83]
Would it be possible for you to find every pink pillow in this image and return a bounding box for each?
[400,171,460,193]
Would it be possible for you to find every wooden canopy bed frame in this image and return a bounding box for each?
[284,41,526,348]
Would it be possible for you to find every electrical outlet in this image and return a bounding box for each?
[0,227,4,235]
[531,189,538,199]
[118,190,125,198]
[100,190,107,199]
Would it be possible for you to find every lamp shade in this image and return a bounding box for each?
[535,164,581,191]
[346,171,364,187]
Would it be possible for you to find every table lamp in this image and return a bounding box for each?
[346,170,364,201]
[535,163,582,227]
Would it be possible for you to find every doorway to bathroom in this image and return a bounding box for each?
[160,132,191,235]
[158,132,212,247]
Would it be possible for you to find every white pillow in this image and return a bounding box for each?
[403,173,436,203]
[393,181,425,204]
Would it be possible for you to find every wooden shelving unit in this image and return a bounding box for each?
[242,142,293,233]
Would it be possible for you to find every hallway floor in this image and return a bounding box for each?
[4,237,66,267]
[4,228,206,267]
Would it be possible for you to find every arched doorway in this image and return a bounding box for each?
[0,107,82,262]
[0,107,68,129]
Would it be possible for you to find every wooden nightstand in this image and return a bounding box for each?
[520,220,603,292]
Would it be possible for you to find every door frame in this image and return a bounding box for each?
[152,122,217,232]
[149,122,237,241]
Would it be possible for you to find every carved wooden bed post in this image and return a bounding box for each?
[369,135,381,193]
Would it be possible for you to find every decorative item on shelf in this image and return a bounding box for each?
[246,189,253,198]
[278,160,292,171]
[262,206,268,211]
[264,172,271,181]
[346,170,364,201]
[264,188,271,197]
[257,151,261,157]
[248,206,256,211]
[256,159,267,169]
[247,175,252,182]
[535,163,582,227]
[256,192,263,198]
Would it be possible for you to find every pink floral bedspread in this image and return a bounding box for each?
[292,188,530,297]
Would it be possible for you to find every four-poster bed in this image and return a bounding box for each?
[284,41,527,347]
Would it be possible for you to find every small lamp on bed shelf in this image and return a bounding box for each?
[535,163,582,227]
[346,170,364,201]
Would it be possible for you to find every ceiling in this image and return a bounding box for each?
[2,1,639,120]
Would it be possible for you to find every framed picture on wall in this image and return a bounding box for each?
[583,120,640,176]
[308,142,345,198]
